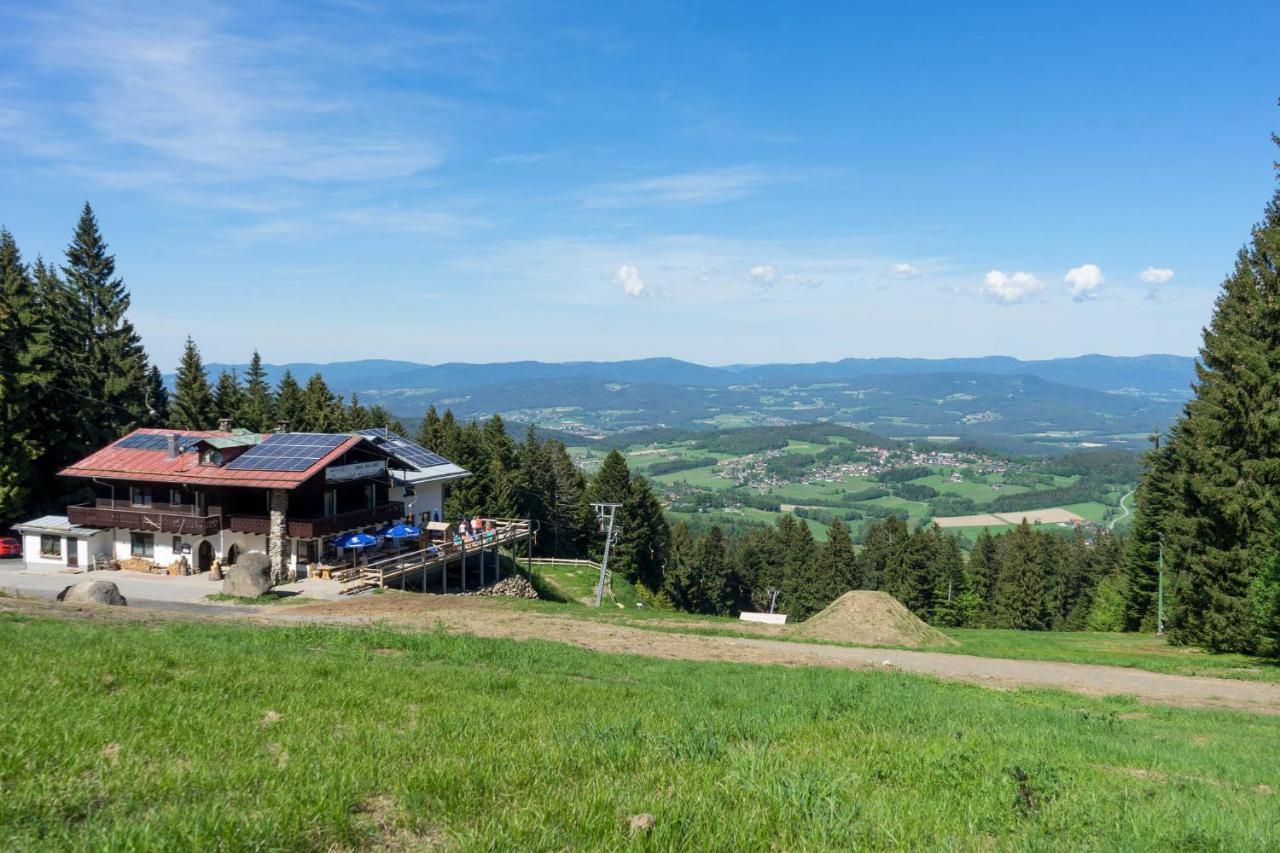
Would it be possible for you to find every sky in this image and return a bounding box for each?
[1,1,1277,370]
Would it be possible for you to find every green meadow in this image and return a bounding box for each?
[3,611,1279,850]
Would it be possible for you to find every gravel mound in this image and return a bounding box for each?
[792,591,956,648]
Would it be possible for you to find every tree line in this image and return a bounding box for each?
[166,338,406,436]
[1,204,166,526]
[663,514,1125,627]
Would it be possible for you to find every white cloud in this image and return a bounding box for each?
[981,270,1045,304]
[748,264,778,285]
[616,265,647,297]
[1065,264,1105,302]
[585,166,775,207]
[888,262,924,279]
[780,273,822,289]
[1139,267,1174,284]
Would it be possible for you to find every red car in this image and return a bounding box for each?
[0,536,21,558]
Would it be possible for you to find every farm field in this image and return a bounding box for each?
[3,608,1279,849]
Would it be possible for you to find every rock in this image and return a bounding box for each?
[222,552,273,598]
[57,579,128,606]
[626,813,656,835]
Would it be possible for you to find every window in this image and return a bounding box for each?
[303,539,319,565]
[131,532,154,559]
[364,484,375,509]
[324,490,337,517]
[195,491,208,514]
[130,487,152,507]
[172,536,183,554]
[200,449,223,466]
[40,535,61,558]
[169,489,183,506]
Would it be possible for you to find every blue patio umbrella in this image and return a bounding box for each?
[380,523,422,539]
[333,532,378,550]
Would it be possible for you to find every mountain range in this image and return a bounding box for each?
[189,354,1195,453]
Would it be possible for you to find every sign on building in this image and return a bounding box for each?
[325,460,387,483]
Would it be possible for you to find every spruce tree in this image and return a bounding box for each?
[547,441,592,558]
[416,404,443,451]
[662,522,698,609]
[991,521,1049,630]
[0,228,52,526]
[145,365,169,426]
[275,370,304,430]
[885,525,942,617]
[238,350,275,432]
[691,525,735,615]
[590,449,632,503]
[61,203,150,449]
[780,518,823,620]
[298,373,339,432]
[822,517,859,594]
[1136,147,1280,653]
[968,527,1001,612]
[613,475,670,591]
[168,337,216,430]
[212,370,244,425]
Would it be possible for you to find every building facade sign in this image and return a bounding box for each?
[325,460,386,483]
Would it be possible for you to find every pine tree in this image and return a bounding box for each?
[1136,149,1280,653]
[238,350,275,432]
[857,515,907,591]
[780,518,824,620]
[590,449,631,503]
[482,414,517,472]
[691,526,735,615]
[822,517,859,594]
[0,228,52,526]
[298,373,339,432]
[991,521,1049,630]
[416,404,443,451]
[546,441,592,558]
[968,527,1001,618]
[212,369,244,425]
[612,475,670,591]
[929,533,968,626]
[885,525,942,617]
[29,257,81,510]
[365,405,404,435]
[168,337,216,430]
[486,458,518,518]
[61,203,151,449]
[662,522,698,609]
[275,370,304,430]
[443,420,491,518]
[145,365,169,426]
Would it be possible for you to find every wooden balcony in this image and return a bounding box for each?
[67,502,224,535]
[228,502,404,539]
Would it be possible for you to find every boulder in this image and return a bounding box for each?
[222,552,273,598]
[57,579,128,607]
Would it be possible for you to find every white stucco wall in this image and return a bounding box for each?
[393,480,445,524]
[20,530,111,571]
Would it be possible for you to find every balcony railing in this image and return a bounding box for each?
[67,502,224,535]
[229,502,404,540]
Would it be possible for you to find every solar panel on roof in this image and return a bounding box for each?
[116,433,190,451]
[225,432,347,471]
[355,428,450,470]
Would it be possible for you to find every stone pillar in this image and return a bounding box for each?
[268,489,289,584]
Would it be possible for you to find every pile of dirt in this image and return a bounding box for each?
[791,591,957,648]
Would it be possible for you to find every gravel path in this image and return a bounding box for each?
[6,594,1278,715]
[272,596,1280,715]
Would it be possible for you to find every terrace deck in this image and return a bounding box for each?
[345,518,534,594]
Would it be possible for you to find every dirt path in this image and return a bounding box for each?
[1109,488,1136,530]
[266,595,1280,715]
[7,595,1279,715]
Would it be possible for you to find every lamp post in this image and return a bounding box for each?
[1157,533,1165,636]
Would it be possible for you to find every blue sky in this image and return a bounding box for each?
[1,1,1277,369]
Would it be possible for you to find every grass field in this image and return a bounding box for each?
[3,610,1279,849]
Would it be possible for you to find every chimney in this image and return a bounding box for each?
[218,418,233,432]
[275,420,289,433]
[166,433,179,460]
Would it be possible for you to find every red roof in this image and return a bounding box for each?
[60,428,363,490]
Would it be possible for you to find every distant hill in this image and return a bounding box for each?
[199,354,1195,398]
[186,353,1194,451]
